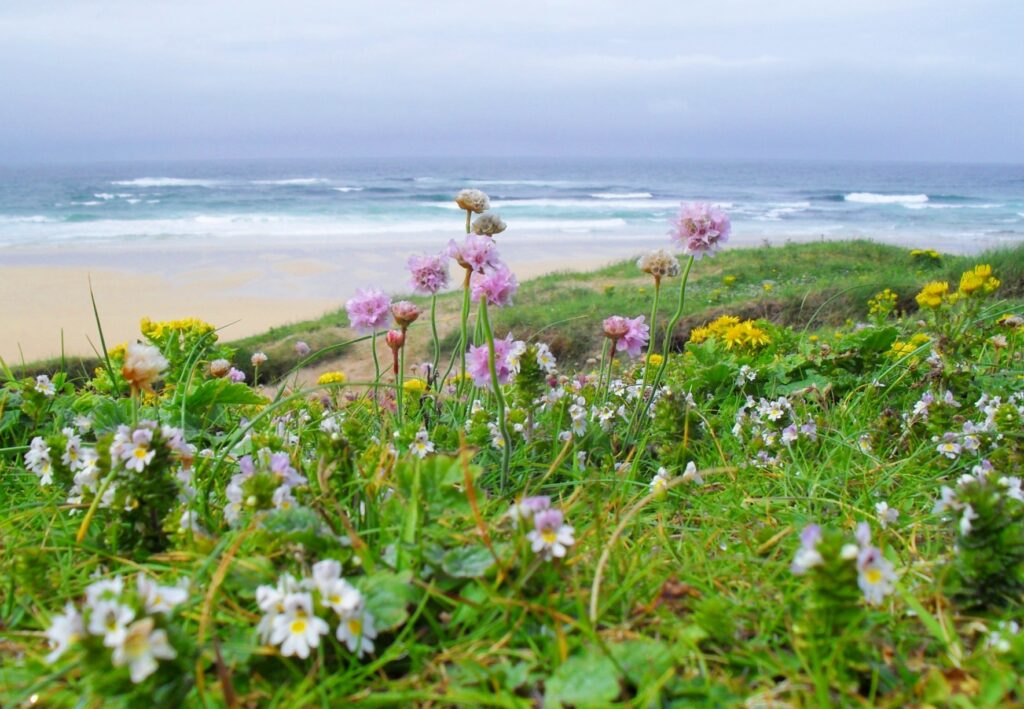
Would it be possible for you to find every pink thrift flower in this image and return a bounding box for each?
[602,316,630,340]
[294,341,311,357]
[447,234,501,273]
[470,264,518,307]
[407,253,450,295]
[391,300,420,329]
[617,315,649,357]
[228,367,246,383]
[467,333,522,388]
[668,202,731,259]
[345,288,392,333]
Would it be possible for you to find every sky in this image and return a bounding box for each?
[0,0,1022,163]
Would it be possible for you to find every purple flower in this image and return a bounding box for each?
[470,264,518,307]
[408,253,450,295]
[527,508,575,560]
[668,202,731,259]
[603,315,649,358]
[345,287,392,334]
[447,234,501,273]
[294,341,311,357]
[228,367,246,383]
[467,333,523,388]
[791,524,823,574]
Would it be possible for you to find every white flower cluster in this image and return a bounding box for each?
[257,561,377,659]
[225,448,307,524]
[933,461,1022,536]
[732,395,818,467]
[45,575,185,683]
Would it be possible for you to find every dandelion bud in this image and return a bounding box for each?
[471,213,507,237]
[251,352,268,367]
[385,329,405,351]
[391,300,420,329]
[122,342,169,394]
[455,188,490,214]
[209,358,232,378]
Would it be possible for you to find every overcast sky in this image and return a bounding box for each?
[1,0,1021,163]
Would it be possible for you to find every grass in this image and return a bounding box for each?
[1,240,1023,706]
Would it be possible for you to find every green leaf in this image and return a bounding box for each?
[441,545,495,578]
[545,649,620,708]
[609,639,674,688]
[353,570,418,632]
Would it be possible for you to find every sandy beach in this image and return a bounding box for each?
[1,227,1013,364]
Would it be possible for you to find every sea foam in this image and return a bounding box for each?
[110,177,223,187]
[844,192,929,205]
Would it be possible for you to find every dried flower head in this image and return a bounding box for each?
[122,343,169,394]
[471,213,507,237]
[637,249,681,280]
[209,358,232,378]
[455,188,490,213]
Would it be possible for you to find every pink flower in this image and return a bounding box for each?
[294,341,311,357]
[603,315,648,357]
[391,301,420,329]
[447,234,501,273]
[467,333,523,388]
[668,202,730,259]
[470,264,518,307]
[385,329,405,351]
[345,288,392,333]
[408,253,450,295]
[228,367,246,383]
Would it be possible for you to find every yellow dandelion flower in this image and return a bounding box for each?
[741,322,771,348]
[973,264,992,278]
[958,270,985,295]
[689,326,711,344]
[317,371,347,385]
[646,353,664,367]
[403,378,428,393]
[915,281,949,308]
[722,324,746,350]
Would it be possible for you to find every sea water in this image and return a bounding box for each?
[0,158,1020,250]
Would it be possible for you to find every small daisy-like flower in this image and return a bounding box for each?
[960,504,979,536]
[85,576,125,606]
[88,600,136,648]
[791,524,823,574]
[336,602,378,658]
[781,424,799,445]
[650,467,671,495]
[44,603,83,664]
[136,576,188,616]
[121,428,156,473]
[25,436,53,485]
[34,374,56,397]
[121,342,169,394]
[409,429,434,459]
[855,523,896,606]
[269,592,329,659]
[110,617,177,684]
[527,509,576,560]
[875,501,899,528]
[936,440,962,459]
[535,343,557,373]
[681,461,703,484]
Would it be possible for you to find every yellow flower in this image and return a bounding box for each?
[741,322,771,348]
[809,335,819,343]
[689,326,711,344]
[317,371,347,385]
[958,270,985,295]
[646,353,664,367]
[722,324,746,350]
[403,378,428,393]
[108,343,128,361]
[909,333,931,346]
[915,281,949,308]
[889,341,915,358]
[762,281,775,293]
[723,275,737,286]
[867,288,898,318]
[973,264,992,278]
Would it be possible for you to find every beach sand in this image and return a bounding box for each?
[1,227,1002,363]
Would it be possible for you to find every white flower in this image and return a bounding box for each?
[74,414,93,432]
[85,576,124,606]
[409,429,434,459]
[987,621,1020,653]
[840,544,859,560]
[960,505,979,536]
[61,427,84,470]
[110,617,177,684]
[137,576,188,615]
[649,467,670,495]
[875,501,899,528]
[535,343,557,373]
[251,351,268,367]
[681,461,703,484]
[87,600,135,648]
[336,605,378,658]
[44,603,83,663]
[121,342,169,393]
[471,213,507,236]
[34,374,56,397]
[527,509,576,561]
[936,441,962,459]
[269,592,329,659]
[25,437,53,485]
[857,546,896,606]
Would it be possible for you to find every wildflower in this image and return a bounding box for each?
[986,621,1021,653]
[25,437,53,485]
[668,202,731,259]
[294,341,311,356]
[136,576,188,616]
[44,603,83,664]
[121,428,156,473]
[251,352,268,368]
[269,592,329,659]
[681,461,703,484]
[723,274,737,286]
[448,233,501,273]
[34,374,56,397]
[345,288,392,333]
[915,281,949,308]
[637,249,681,280]
[409,429,434,458]
[385,329,405,352]
[121,342,169,394]
[471,213,507,236]
[318,371,347,386]
[650,467,671,494]
[111,617,177,684]
[875,501,899,528]
[336,602,378,658]
[407,252,450,294]
[403,378,427,394]
[209,358,232,377]
[509,495,551,525]
[528,508,575,560]
[791,524,823,574]
[855,523,896,606]
[781,424,799,445]
[470,264,519,307]
[228,367,246,383]
[535,343,557,373]
[647,353,664,367]
[467,334,524,388]
[455,188,489,213]
[936,440,962,459]
[960,504,979,536]
[88,600,135,648]
[603,315,649,358]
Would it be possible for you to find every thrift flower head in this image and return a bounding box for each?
[637,249,681,280]
[122,342,168,393]
[228,367,246,383]
[602,316,630,340]
[472,213,507,236]
[345,288,392,333]
[467,334,524,388]
[604,315,649,357]
[668,202,731,259]
[407,253,450,294]
[391,300,420,329]
[470,264,519,307]
[294,341,311,356]
[447,233,501,273]
[455,188,490,213]
[209,358,232,378]
[385,329,405,351]
[251,352,268,367]
[528,508,576,560]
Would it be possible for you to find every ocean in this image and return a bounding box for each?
[0,158,1022,251]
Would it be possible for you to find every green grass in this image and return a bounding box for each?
[2,241,1024,706]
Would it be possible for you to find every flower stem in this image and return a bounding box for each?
[396,342,405,426]
[480,301,512,492]
[429,294,440,388]
[457,267,472,395]
[370,330,381,419]
[465,209,471,234]
[642,278,662,383]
